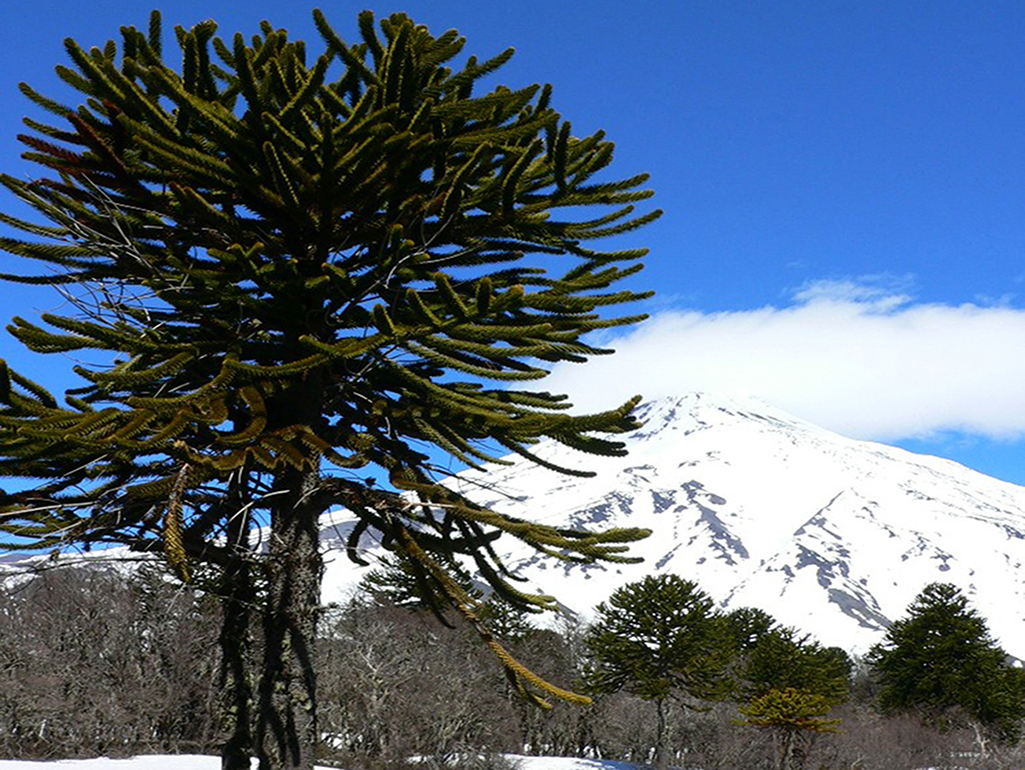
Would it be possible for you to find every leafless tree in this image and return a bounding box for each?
[0,564,220,758]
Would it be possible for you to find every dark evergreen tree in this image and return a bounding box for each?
[722,606,778,652]
[361,553,535,641]
[0,10,659,770]
[583,574,733,770]
[735,627,850,770]
[740,626,851,705]
[867,582,1025,743]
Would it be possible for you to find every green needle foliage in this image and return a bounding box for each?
[739,626,851,705]
[0,10,659,769]
[867,582,1025,744]
[722,606,778,652]
[584,575,733,770]
[734,626,850,770]
[584,575,734,703]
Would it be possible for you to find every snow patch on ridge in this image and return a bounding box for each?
[433,392,1025,657]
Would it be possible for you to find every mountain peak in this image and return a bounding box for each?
[436,391,1025,657]
[630,392,816,439]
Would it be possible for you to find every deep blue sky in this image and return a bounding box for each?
[3,1,1025,483]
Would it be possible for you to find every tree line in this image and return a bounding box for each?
[2,563,1023,770]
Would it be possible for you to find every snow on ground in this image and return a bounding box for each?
[0,754,960,770]
[0,755,646,770]
[0,759,232,770]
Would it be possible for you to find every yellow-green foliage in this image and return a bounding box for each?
[0,9,660,708]
[739,687,841,734]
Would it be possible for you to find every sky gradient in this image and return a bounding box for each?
[2,1,1025,482]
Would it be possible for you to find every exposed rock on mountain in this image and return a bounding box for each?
[328,392,1025,656]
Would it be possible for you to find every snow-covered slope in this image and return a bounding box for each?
[8,392,1024,658]
[329,392,1025,657]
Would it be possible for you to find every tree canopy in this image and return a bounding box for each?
[0,10,660,769]
[867,582,1025,743]
[583,574,733,770]
[739,626,851,705]
[735,625,850,770]
[584,574,733,703]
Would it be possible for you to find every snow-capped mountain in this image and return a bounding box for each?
[7,391,1024,658]
[325,392,1025,658]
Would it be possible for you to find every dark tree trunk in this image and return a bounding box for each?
[219,497,256,770]
[256,464,324,770]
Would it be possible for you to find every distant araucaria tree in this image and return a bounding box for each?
[0,10,659,770]
[584,575,733,770]
[868,582,1025,747]
[736,626,851,770]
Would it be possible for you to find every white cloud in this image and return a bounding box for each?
[542,280,1025,441]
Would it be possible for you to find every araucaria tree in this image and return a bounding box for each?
[584,575,733,770]
[736,627,850,770]
[0,10,659,770]
[738,688,840,770]
[867,582,1025,748]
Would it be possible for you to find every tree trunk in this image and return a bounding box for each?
[778,727,795,770]
[256,464,324,770]
[654,696,669,770]
[219,498,255,770]
[969,719,990,759]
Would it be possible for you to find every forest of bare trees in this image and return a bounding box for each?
[3,563,1024,770]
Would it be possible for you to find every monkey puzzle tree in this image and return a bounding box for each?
[0,10,659,769]
[736,628,850,770]
[868,583,1025,747]
[739,627,851,705]
[739,688,841,770]
[583,575,733,770]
